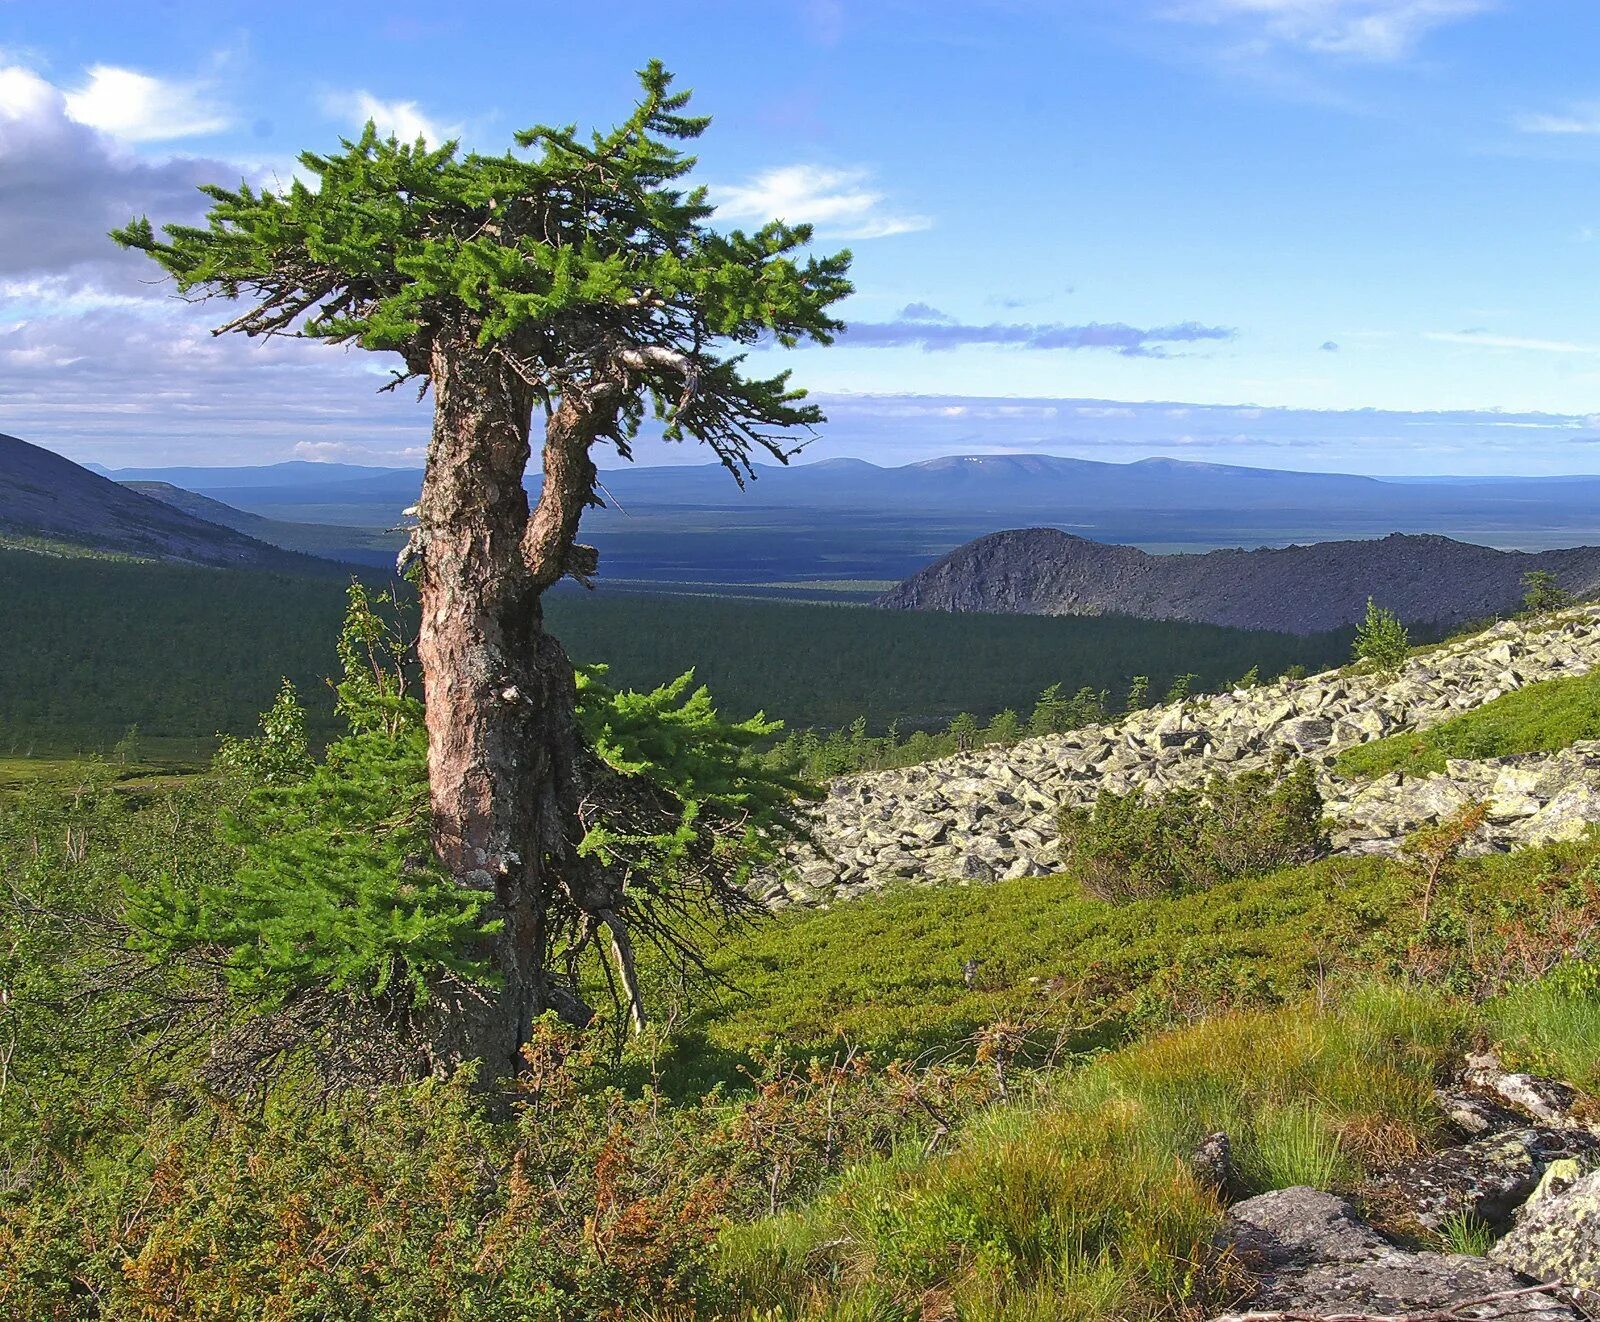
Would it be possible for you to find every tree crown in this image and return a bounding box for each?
[113,61,853,472]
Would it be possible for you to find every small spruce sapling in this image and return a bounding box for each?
[1164,673,1197,706]
[1352,597,1409,676]
[948,711,980,753]
[1522,570,1575,615]
[1029,683,1067,737]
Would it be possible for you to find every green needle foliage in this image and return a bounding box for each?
[1353,596,1410,675]
[111,60,852,473]
[127,587,493,1010]
[575,665,814,895]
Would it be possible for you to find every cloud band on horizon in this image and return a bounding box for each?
[836,316,1238,357]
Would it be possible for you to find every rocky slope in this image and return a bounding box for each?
[767,608,1600,906]
[0,433,339,572]
[876,528,1600,633]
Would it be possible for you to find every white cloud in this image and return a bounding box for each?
[1516,103,1600,136]
[1425,330,1600,354]
[0,64,426,463]
[64,64,230,141]
[0,66,232,281]
[711,165,931,240]
[294,439,426,463]
[1165,0,1494,61]
[322,90,458,145]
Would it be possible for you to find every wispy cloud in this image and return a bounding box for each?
[838,317,1237,357]
[1163,0,1494,62]
[63,63,231,141]
[1426,329,1600,354]
[294,439,426,463]
[711,164,931,240]
[1515,102,1600,136]
[322,90,459,145]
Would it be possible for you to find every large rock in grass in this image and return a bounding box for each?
[1212,1187,1582,1321]
[1492,1169,1600,1314]
[1382,1128,1600,1230]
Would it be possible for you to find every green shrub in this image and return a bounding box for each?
[1353,597,1409,675]
[1058,760,1329,903]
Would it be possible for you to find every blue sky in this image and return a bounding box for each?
[7,0,1600,473]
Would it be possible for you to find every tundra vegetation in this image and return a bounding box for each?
[6,62,1600,1322]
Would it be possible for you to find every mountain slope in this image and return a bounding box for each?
[122,481,402,568]
[875,528,1600,632]
[0,433,344,572]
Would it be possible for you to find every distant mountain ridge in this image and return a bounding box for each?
[122,481,402,568]
[0,434,343,573]
[875,528,1600,633]
[88,450,1600,522]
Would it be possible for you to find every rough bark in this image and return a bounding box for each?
[414,327,599,1076]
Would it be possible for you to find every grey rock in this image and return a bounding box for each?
[1438,1087,1540,1140]
[957,852,996,882]
[1385,1128,1600,1230]
[1215,1188,1583,1322]
[1191,1131,1235,1197]
[1492,1168,1600,1315]
[1466,1052,1592,1131]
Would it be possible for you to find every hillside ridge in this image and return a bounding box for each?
[0,433,343,573]
[875,527,1600,632]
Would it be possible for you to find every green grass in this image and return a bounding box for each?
[718,986,1466,1320]
[680,860,1395,1071]
[1490,974,1600,1095]
[1336,664,1600,778]
[660,835,1600,1097]
[0,753,201,794]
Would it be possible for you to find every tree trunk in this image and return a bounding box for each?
[414,330,585,1077]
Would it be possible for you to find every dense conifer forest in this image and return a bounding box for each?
[0,551,1354,757]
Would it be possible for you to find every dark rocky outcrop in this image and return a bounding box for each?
[876,528,1600,634]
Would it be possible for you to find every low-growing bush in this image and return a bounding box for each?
[1058,759,1329,903]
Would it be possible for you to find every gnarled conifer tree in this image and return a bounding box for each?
[113,63,852,1076]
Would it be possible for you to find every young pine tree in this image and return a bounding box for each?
[948,711,980,753]
[113,65,851,1075]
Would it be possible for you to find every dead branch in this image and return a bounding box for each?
[1210,1282,1572,1322]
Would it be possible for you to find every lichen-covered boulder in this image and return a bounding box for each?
[1383,1128,1600,1230]
[1492,1169,1600,1315]
[1213,1188,1581,1321]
